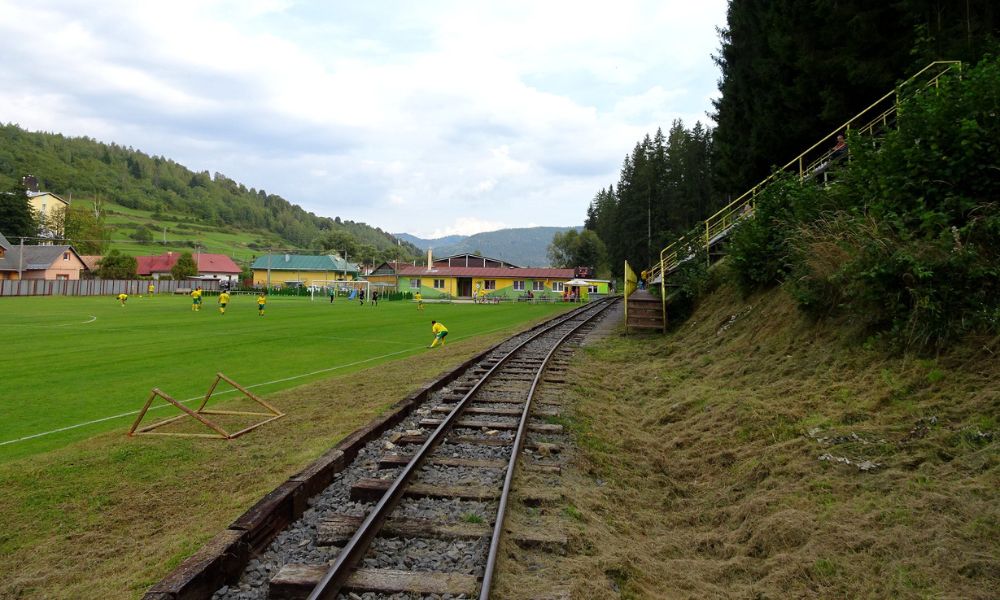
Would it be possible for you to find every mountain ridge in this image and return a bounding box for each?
[394,226,582,267]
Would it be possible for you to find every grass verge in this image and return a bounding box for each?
[495,283,998,599]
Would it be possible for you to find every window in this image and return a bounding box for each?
[63,252,70,261]
[588,285,598,293]
[513,280,525,291]
[410,278,421,289]
[434,279,445,289]
[483,280,496,290]
[532,281,545,291]
[552,282,564,292]
[56,274,68,281]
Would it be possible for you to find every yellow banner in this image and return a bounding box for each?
[624,260,637,297]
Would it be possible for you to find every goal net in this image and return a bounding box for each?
[310,280,370,301]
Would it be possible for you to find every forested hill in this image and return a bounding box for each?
[394,233,467,251]
[0,123,419,257]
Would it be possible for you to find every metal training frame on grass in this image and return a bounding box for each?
[127,372,285,439]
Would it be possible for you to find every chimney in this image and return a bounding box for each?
[21,175,38,193]
[426,248,432,271]
[284,253,290,263]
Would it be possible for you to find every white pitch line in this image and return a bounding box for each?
[54,315,97,327]
[0,324,517,448]
[5,315,99,328]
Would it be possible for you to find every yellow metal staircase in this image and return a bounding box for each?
[639,60,961,331]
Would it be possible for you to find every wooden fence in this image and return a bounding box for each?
[0,279,222,297]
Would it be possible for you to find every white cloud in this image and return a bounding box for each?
[0,0,729,236]
[428,217,509,239]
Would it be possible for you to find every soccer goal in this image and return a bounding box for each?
[310,279,370,301]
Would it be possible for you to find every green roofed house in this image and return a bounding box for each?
[251,253,359,288]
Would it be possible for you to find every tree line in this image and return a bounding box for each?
[580,0,998,276]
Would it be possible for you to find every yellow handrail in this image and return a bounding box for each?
[646,61,961,326]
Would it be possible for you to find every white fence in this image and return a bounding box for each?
[0,279,222,297]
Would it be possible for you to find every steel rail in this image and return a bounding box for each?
[306,298,616,600]
[479,297,618,599]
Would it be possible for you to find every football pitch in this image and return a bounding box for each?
[1,293,573,462]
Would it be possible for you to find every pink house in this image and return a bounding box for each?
[136,252,242,282]
[0,232,87,280]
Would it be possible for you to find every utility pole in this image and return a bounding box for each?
[18,237,24,280]
[266,248,272,289]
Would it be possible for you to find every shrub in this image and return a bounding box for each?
[664,243,712,325]
[787,57,1000,349]
[726,175,824,294]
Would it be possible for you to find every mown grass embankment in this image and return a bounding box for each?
[495,283,998,599]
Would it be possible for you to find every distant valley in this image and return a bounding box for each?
[395,226,582,267]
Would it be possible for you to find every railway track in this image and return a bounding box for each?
[187,298,618,600]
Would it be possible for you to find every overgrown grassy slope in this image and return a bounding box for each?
[515,283,998,599]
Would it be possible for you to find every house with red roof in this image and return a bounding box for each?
[136,252,242,282]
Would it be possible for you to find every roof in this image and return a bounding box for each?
[370,261,410,276]
[79,255,102,271]
[136,252,242,276]
[0,244,84,272]
[433,253,522,269]
[26,191,69,205]
[196,253,242,274]
[0,232,10,251]
[394,265,576,279]
[251,254,359,273]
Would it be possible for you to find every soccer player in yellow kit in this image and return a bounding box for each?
[191,287,202,311]
[257,293,267,316]
[147,282,155,297]
[117,292,128,307]
[414,292,424,311]
[218,291,230,314]
[429,320,448,348]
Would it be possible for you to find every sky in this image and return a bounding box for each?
[0,0,728,239]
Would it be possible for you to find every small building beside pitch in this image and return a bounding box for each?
[251,253,359,288]
[0,232,87,280]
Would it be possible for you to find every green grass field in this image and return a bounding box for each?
[76,198,283,260]
[1,294,572,462]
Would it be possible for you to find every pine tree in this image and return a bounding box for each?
[171,252,198,279]
[96,250,138,279]
[0,184,38,240]
[711,1,998,199]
